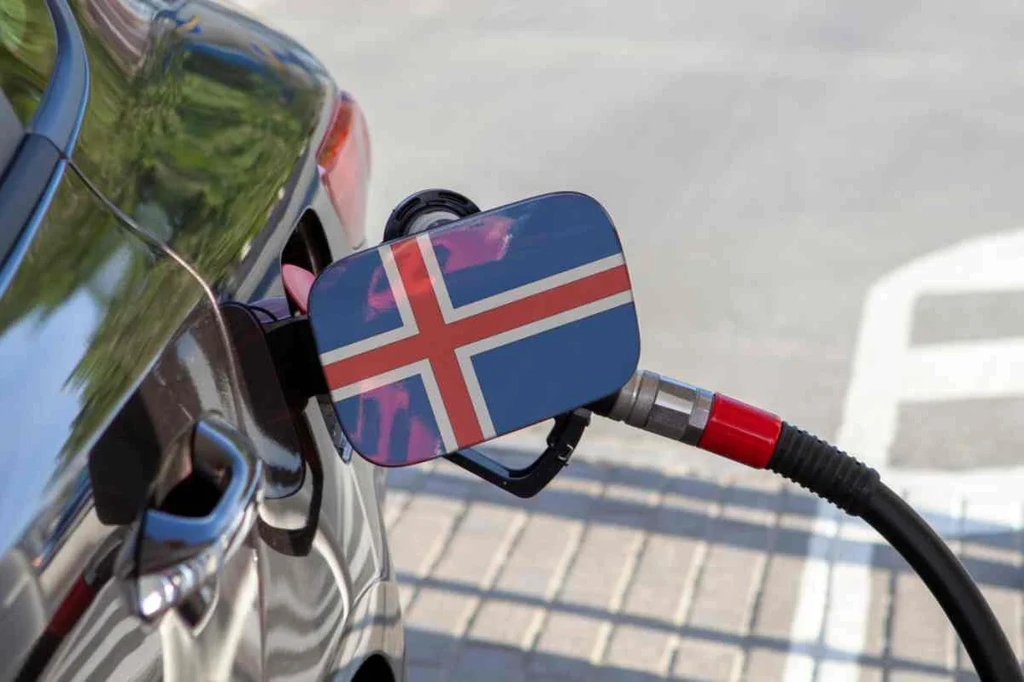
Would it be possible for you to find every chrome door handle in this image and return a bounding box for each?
[115,414,262,626]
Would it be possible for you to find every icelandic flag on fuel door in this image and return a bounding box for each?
[307,192,641,466]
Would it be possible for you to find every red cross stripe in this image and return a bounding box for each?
[323,235,632,450]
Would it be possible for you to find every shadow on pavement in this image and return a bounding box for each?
[387,451,1023,590]
[404,626,982,682]
[387,449,1009,681]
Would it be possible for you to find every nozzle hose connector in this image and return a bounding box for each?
[601,370,713,445]
[595,369,1023,681]
[595,370,781,468]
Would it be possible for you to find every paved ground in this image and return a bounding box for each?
[231,1,1024,678]
[382,452,1022,681]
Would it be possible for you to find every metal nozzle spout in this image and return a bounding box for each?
[596,370,713,446]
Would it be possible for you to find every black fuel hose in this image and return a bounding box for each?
[594,371,1022,679]
[769,423,1022,682]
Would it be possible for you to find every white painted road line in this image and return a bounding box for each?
[837,227,1024,470]
[782,502,838,681]
[786,227,1024,680]
[901,338,1024,402]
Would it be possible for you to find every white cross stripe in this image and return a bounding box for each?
[413,364,458,453]
[456,350,496,440]
[330,359,425,401]
[329,359,459,452]
[319,245,419,365]
[383,243,418,328]
[417,232,627,323]
[454,290,634,440]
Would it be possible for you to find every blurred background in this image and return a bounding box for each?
[235,2,1024,680]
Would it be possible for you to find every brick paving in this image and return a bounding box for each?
[383,452,1024,681]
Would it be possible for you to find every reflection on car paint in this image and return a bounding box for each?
[347,382,444,467]
[430,213,514,273]
[0,165,202,557]
[70,0,328,296]
[81,0,150,73]
[221,302,306,499]
[0,156,272,676]
[0,0,57,122]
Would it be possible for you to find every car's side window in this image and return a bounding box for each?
[0,0,57,124]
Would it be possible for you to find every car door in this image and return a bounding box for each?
[0,137,367,682]
[0,148,276,682]
[61,0,400,678]
[2,0,398,678]
[34,297,274,682]
[0,4,286,675]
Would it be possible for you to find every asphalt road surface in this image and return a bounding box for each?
[232,2,1024,679]
[237,0,1024,480]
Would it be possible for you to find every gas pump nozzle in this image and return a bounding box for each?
[591,370,713,446]
[592,368,1021,682]
[298,189,1022,682]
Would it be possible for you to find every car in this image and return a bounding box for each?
[0,0,404,680]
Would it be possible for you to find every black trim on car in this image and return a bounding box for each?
[0,0,89,276]
[31,0,89,154]
[0,135,63,278]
